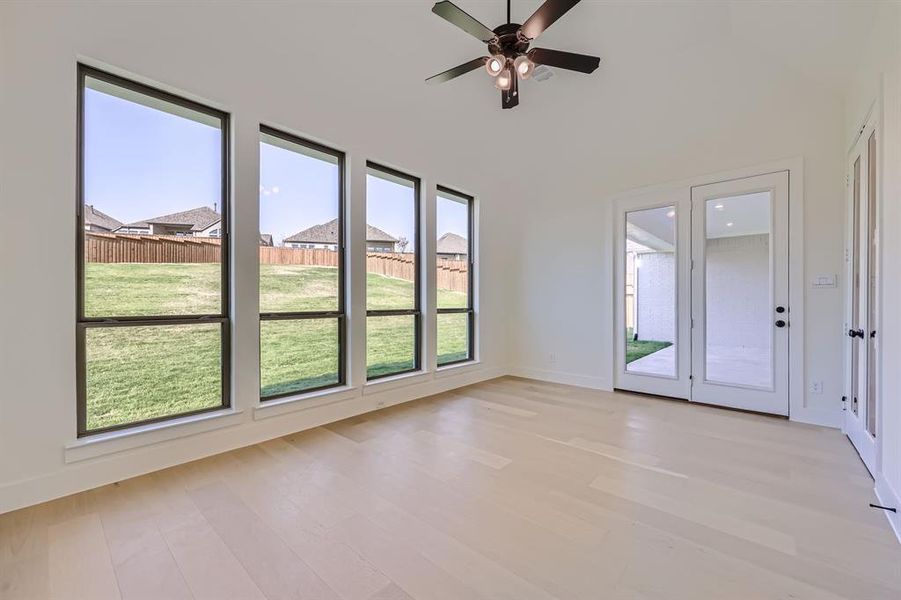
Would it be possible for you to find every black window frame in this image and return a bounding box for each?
[436,186,475,367]
[258,125,347,401]
[76,64,231,437]
[366,162,422,380]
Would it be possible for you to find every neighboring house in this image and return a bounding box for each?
[259,234,274,247]
[116,206,221,237]
[83,204,122,232]
[437,232,468,260]
[283,218,398,252]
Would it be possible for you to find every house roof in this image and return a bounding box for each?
[260,234,273,246]
[437,232,468,255]
[84,205,123,230]
[120,206,221,231]
[283,218,397,244]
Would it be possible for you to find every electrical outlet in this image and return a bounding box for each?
[810,380,823,394]
[549,352,557,365]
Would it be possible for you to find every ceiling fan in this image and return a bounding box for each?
[426,0,600,109]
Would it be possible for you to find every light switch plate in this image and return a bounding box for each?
[812,274,837,288]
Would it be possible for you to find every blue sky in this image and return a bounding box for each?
[84,87,221,225]
[85,84,468,246]
[259,140,339,244]
[437,194,469,243]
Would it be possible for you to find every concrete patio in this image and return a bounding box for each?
[628,344,772,388]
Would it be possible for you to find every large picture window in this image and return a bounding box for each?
[259,127,345,399]
[366,164,421,379]
[77,65,230,436]
[436,187,474,365]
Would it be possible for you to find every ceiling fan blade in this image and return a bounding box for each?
[501,75,519,109]
[432,1,497,43]
[520,0,582,41]
[528,48,600,74]
[426,57,489,84]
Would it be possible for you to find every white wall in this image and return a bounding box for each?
[1,0,898,519]
[0,1,520,513]
[509,30,847,418]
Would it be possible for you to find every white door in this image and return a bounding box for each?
[844,119,879,474]
[689,172,790,415]
[614,195,692,399]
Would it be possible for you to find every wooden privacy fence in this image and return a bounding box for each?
[85,232,222,263]
[85,233,469,293]
[260,246,339,267]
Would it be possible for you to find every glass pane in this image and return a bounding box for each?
[851,157,861,416]
[259,132,340,313]
[624,206,676,377]
[366,169,417,310]
[437,192,470,309]
[367,315,416,378]
[704,192,772,388]
[85,323,221,431]
[260,318,339,397]
[83,75,224,317]
[437,312,470,365]
[867,133,877,435]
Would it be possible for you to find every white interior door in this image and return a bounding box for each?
[614,194,692,399]
[844,119,879,474]
[689,172,790,415]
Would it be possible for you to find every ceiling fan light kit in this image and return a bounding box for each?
[426,0,601,109]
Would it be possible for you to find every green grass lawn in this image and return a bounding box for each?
[625,327,672,364]
[84,263,468,430]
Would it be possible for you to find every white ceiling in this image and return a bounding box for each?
[626,206,675,251]
[12,0,884,211]
[624,191,771,251]
[705,191,771,239]
[327,0,881,192]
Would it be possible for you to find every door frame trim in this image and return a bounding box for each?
[608,157,825,426]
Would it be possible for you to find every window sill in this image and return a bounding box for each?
[435,359,481,378]
[253,385,359,421]
[65,408,244,463]
[363,369,430,394]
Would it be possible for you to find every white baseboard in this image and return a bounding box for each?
[875,473,901,544]
[789,405,842,428]
[507,366,612,391]
[0,365,507,515]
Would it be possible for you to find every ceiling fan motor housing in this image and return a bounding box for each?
[488,23,531,61]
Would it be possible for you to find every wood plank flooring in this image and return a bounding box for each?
[2,376,900,599]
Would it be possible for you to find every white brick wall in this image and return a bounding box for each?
[705,234,770,350]
[635,252,675,343]
[633,234,770,349]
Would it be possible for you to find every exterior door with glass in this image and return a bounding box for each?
[689,172,790,415]
[615,196,692,399]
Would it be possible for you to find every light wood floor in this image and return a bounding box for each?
[2,377,900,599]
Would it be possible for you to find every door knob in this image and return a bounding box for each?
[848,328,864,338]
[775,306,786,313]
[775,320,787,328]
